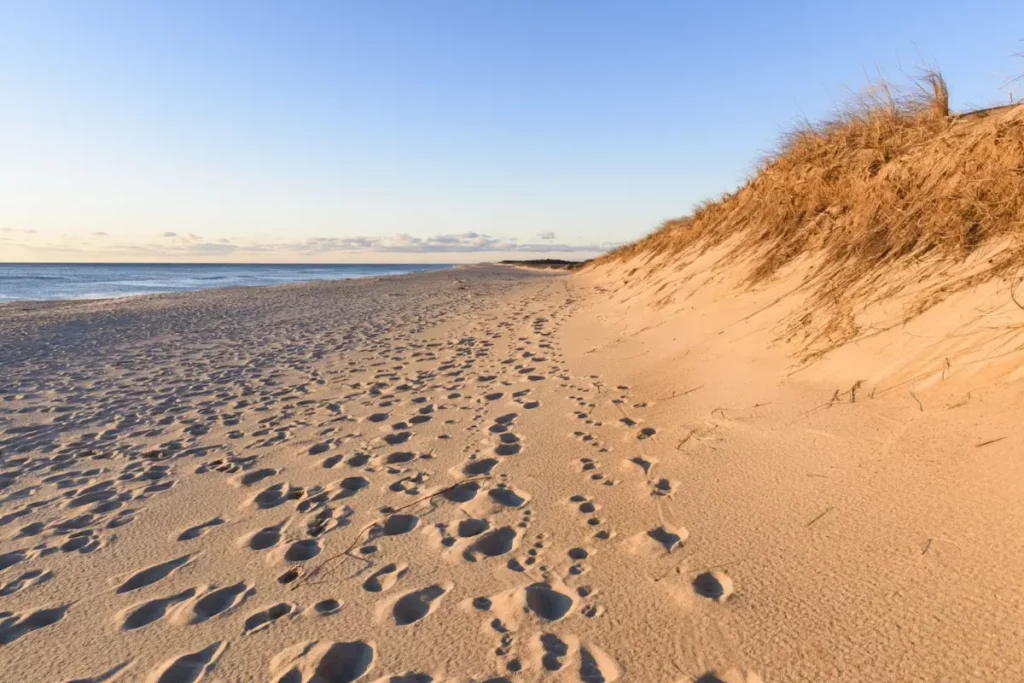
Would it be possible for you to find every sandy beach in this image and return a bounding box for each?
[1,264,1022,682]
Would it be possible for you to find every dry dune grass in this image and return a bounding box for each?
[593,72,1024,356]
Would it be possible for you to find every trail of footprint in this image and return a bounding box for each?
[144,641,226,683]
[116,554,195,594]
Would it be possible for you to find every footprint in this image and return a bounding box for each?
[233,468,278,487]
[0,549,27,572]
[646,525,687,553]
[312,598,342,616]
[539,633,570,671]
[238,519,287,551]
[242,602,296,635]
[120,588,197,630]
[487,485,528,508]
[250,482,299,510]
[144,641,226,683]
[279,539,322,563]
[692,570,734,602]
[0,568,53,597]
[464,527,517,561]
[177,517,225,542]
[457,518,490,537]
[525,583,574,621]
[579,646,620,682]
[378,514,419,536]
[0,603,69,644]
[270,640,376,683]
[389,584,450,626]
[60,529,102,553]
[116,554,195,594]
[441,481,479,503]
[173,581,253,625]
[362,563,408,592]
[462,458,498,476]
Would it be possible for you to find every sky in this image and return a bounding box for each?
[1,1,1022,263]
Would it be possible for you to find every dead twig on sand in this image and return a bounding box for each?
[909,391,924,412]
[655,384,704,402]
[806,506,835,528]
[675,430,695,450]
[849,379,863,403]
[975,436,1007,448]
[292,475,491,589]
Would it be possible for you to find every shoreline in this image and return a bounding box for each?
[0,262,457,307]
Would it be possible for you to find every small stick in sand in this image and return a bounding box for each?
[975,436,1007,448]
[675,430,695,450]
[806,506,835,528]
[909,391,924,412]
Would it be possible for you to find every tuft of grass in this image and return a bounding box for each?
[593,71,1024,356]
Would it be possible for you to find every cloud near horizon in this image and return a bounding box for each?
[3,230,614,262]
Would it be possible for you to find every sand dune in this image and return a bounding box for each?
[1,262,1021,681]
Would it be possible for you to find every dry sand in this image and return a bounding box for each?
[1,264,1021,682]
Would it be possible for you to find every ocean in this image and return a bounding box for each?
[0,263,451,302]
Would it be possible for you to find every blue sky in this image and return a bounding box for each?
[1,1,1021,262]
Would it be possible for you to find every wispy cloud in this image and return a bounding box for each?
[3,229,612,262]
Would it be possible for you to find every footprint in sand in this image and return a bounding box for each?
[524,582,574,621]
[177,517,225,541]
[274,538,322,563]
[116,554,195,594]
[237,519,287,552]
[269,640,376,683]
[641,525,687,554]
[171,582,254,625]
[242,602,297,635]
[462,458,498,476]
[232,467,278,487]
[464,526,518,561]
[386,583,451,626]
[0,603,69,644]
[144,641,226,683]
[363,563,408,593]
[311,598,342,616]
[119,587,198,630]
[0,568,53,597]
[374,513,419,536]
[692,570,735,602]
[249,482,301,510]
[441,481,480,503]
